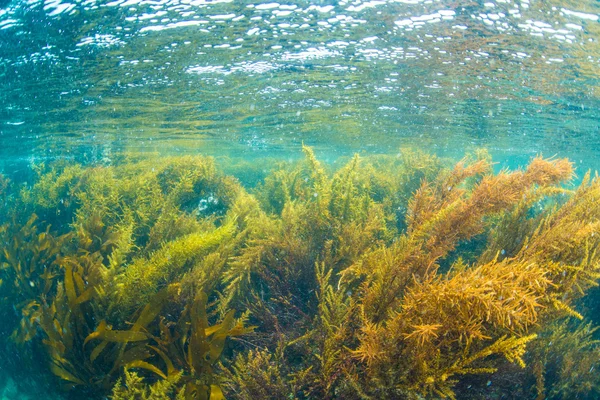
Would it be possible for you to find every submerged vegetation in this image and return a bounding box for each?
[1,147,600,399]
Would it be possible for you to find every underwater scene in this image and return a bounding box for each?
[1,0,600,399]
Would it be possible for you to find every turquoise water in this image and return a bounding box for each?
[1,0,599,167]
[1,0,600,399]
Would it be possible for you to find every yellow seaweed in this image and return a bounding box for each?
[1,151,599,400]
[84,321,148,346]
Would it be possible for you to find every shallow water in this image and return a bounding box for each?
[1,0,600,399]
[1,0,599,167]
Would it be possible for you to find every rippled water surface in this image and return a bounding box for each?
[0,0,599,169]
[1,1,600,399]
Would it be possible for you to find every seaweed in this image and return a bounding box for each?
[1,151,600,400]
[110,370,184,400]
[142,291,254,399]
[113,221,236,313]
[526,318,600,399]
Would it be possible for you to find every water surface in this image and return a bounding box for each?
[0,0,599,169]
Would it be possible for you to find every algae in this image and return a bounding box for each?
[1,150,600,399]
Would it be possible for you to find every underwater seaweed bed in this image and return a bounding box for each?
[1,147,600,400]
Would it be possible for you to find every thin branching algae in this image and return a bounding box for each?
[1,150,600,399]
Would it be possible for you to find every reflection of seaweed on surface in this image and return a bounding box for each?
[1,150,600,399]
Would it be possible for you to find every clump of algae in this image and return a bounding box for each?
[1,149,599,400]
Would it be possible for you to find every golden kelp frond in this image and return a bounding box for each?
[408,156,574,265]
[301,144,330,205]
[518,173,600,265]
[352,318,387,369]
[22,278,99,388]
[84,286,179,382]
[329,154,363,221]
[36,291,88,386]
[350,257,548,397]
[9,252,102,350]
[527,318,600,400]
[19,164,85,212]
[111,369,184,400]
[31,282,179,392]
[353,156,577,322]
[72,209,123,255]
[525,156,574,185]
[114,222,236,313]
[219,212,282,312]
[145,291,254,399]
[18,155,243,261]
[0,215,71,312]
[221,349,294,400]
[345,239,422,322]
[405,154,491,234]
[412,335,536,400]
[480,185,571,263]
[510,174,600,311]
[397,258,548,341]
[84,320,148,346]
[355,148,444,233]
[313,263,356,395]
